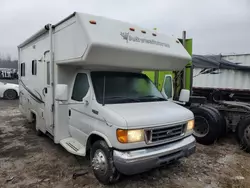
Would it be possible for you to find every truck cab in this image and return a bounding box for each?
[56,69,195,183]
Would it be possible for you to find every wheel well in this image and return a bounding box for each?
[31,112,36,123]
[86,134,105,156]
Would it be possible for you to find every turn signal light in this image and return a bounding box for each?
[117,129,128,143]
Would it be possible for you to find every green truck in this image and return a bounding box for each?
[144,33,250,152]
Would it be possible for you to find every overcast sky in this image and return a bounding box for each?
[1,0,249,59]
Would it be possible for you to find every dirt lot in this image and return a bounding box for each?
[1,100,250,188]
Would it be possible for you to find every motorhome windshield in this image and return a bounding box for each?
[91,71,166,104]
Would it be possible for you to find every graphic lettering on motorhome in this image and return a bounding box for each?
[120,32,170,48]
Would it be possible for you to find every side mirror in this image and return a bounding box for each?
[179,89,190,102]
[55,84,68,101]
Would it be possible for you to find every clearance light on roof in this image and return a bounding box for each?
[152,33,157,36]
[89,20,96,24]
[129,28,135,31]
[176,40,180,43]
[141,30,146,34]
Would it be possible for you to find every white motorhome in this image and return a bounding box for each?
[18,12,195,184]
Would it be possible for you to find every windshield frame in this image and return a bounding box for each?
[90,71,166,105]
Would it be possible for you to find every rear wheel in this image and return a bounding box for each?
[191,106,222,145]
[204,105,227,137]
[237,116,250,152]
[4,89,17,100]
[90,140,120,185]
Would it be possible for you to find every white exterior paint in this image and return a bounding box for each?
[51,13,191,70]
[0,82,19,98]
[193,67,250,90]
[18,12,194,160]
[222,54,250,66]
[193,54,250,91]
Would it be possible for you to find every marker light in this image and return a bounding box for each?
[89,20,96,24]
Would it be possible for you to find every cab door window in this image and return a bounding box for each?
[71,73,89,101]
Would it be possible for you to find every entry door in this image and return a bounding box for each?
[44,53,54,134]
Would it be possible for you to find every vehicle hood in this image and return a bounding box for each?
[5,83,19,88]
[105,101,194,128]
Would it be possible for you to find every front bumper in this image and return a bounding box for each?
[113,135,196,175]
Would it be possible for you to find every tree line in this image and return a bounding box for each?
[0,54,18,69]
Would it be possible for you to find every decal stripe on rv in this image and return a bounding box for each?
[19,80,44,104]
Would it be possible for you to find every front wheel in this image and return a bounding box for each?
[4,89,17,100]
[90,140,120,185]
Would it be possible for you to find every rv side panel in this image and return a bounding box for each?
[18,33,51,133]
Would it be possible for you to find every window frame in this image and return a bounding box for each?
[46,61,50,85]
[71,73,90,102]
[91,71,165,104]
[32,60,37,75]
[162,74,173,100]
[21,63,25,77]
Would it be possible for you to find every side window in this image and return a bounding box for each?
[32,60,37,75]
[21,63,25,77]
[71,73,89,101]
[47,61,50,85]
[163,76,172,98]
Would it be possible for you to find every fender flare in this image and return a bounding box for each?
[87,131,112,148]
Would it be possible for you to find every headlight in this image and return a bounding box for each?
[187,120,194,131]
[116,129,144,143]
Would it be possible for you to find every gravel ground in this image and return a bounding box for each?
[1,100,250,188]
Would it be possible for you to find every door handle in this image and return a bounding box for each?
[69,109,71,116]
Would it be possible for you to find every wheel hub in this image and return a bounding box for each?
[193,116,209,137]
[92,149,108,174]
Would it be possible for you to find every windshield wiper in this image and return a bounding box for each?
[137,95,166,101]
[105,96,141,102]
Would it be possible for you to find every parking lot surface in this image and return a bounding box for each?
[1,100,250,188]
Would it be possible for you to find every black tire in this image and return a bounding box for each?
[237,116,250,152]
[191,106,221,145]
[4,89,17,100]
[204,105,227,137]
[90,140,120,185]
[219,112,227,136]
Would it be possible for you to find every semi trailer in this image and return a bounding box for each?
[145,38,250,152]
[18,12,196,184]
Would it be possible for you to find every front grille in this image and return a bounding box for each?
[151,124,185,142]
